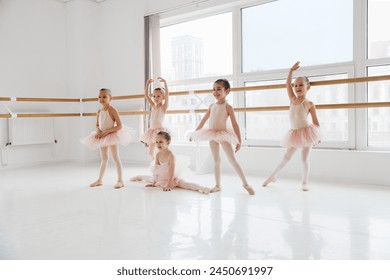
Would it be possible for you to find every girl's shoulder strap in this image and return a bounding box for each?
[107,105,117,121]
[299,98,308,104]
[225,102,233,114]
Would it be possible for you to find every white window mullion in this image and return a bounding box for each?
[232,6,246,143]
[354,0,368,150]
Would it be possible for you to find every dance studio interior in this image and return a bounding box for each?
[0,0,390,260]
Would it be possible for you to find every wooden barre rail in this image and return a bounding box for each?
[1,102,389,118]
[15,97,80,102]
[0,113,81,118]
[82,74,390,102]
[85,102,390,116]
[1,75,390,103]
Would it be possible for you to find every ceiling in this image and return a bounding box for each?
[55,0,108,3]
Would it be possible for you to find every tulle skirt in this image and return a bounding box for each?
[140,127,170,146]
[150,155,190,187]
[281,124,321,148]
[81,126,133,150]
[190,128,239,145]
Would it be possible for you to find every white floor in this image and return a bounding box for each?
[0,162,390,260]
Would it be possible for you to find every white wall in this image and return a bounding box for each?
[76,0,146,163]
[0,0,70,167]
[0,0,146,168]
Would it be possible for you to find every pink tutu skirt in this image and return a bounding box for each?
[150,155,190,187]
[81,126,132,150]
[140,127,170,146]
[190,128,239,145]
[281,124,321,148]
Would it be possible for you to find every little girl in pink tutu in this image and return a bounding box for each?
[190,79,255,195]
[81,88,131,189]
[263,61,321,191]
[131,131,210,194]
[140,77,170,160]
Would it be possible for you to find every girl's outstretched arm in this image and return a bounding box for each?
[163,153,175,191]
[195,107,210,130]
[287,61,300,102]
[308,101,320,127]
[158,77,169,110]
[227,104,242,152]
[145,79,155,108]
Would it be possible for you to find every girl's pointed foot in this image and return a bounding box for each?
[90,180,103,187]
[210,185,221,193]
[302,184,309,191]
[262,177,276,187]
[114,181,124,189]
[199,187,211,195]
[243,184,255,195]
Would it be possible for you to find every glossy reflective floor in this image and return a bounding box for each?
[0,162,389,260]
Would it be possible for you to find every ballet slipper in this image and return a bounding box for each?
[210,185,221,193]
[262,177,277,187]
[243,184,255,195]
[302,184,309,191]
[90,180,103,187]
[199,187,211,195]
[114,182,124,189]
[130,176,142,181]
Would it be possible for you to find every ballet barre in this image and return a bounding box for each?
[80,74,390,102]
[0,75,390,118]
[15,97,80,102]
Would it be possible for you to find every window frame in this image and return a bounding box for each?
[150,0,390,151]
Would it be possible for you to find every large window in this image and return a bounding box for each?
[368,0,390,59]
[160,13,232,81]
[242,0,353,72]
[154,0,390,149]
[367,66,390,147]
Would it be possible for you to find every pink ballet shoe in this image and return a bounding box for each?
[262,177,277,187]
[114,182,124,189]
[210,185,221,193]
[302,184,309,191]
[90,180,103,187]
[243,184,255,195]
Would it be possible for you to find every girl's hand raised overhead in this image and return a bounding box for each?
[290,61,300,71]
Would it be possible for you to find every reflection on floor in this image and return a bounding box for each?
[0,162,389,260]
